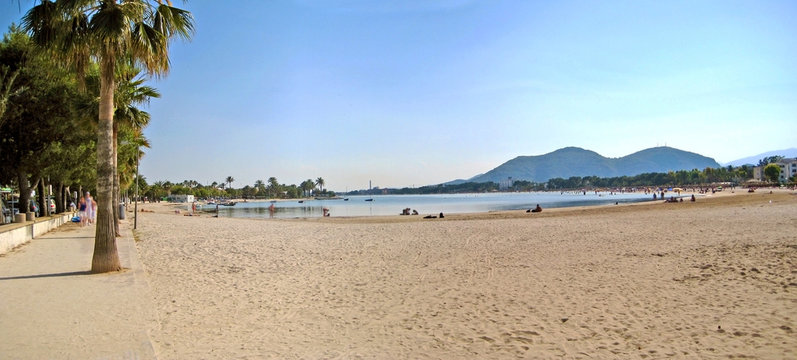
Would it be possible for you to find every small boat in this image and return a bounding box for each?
[220,201,237,206]
[298,200,304,203]
[343,198,349,201]
[364,181,374,202]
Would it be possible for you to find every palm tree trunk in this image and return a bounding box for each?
[113,117,120,236]
[92,58,121,273]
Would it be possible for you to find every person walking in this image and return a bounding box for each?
[78,197,88,227]
[84,192,97,225]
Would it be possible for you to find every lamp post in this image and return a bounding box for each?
[134,147,139,229]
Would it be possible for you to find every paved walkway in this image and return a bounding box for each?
[0,219,158,359]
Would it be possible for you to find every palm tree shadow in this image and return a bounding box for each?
[0,271,92,281]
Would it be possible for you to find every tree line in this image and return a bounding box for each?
[133,176,336,200]
[531,165,756,191]
[0,1,193,273]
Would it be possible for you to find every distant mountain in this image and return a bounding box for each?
[723,148,797,167]
[468,146,720,183]
[444,178,472,186]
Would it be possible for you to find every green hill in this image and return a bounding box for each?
[469,146,720,183]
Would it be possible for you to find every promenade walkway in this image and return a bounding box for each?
[0,219,158,359]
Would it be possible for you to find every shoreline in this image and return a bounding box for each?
[148,187,793,223]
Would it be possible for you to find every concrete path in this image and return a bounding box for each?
[0,219,158,359]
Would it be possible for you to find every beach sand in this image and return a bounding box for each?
[134,191,796,359]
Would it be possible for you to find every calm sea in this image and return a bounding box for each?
[202,192,658,219]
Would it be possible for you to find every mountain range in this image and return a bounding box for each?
[723,148,797,167]
[461,146,721,184]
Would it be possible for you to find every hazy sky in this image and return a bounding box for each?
[2,1,795,190]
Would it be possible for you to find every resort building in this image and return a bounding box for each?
[753,158,797,182]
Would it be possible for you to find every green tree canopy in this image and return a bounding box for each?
[758,156,784,166]
[763,164,781,183]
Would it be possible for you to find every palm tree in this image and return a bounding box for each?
[72,63,157,236]
[267,176,279,198]
[118,126,150,196]
[301,179,315,197]
[24,0,194,273]
[226,176,235,191]
[113,66,158,234]
[254,179,265,197]
[315,177,325,193]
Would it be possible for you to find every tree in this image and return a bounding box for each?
[132,173,148,199]
[118,127,150,196]
[301,179,314,197]
[764,164,781,183]
[758,156,784,166]
[80,64,158,234]
[0,65,24,121]
[225,176,234,191]
[1,27,83,217]
[315,177,325,193]
[113,66,158,234]
[24,0,194,273]
[267,176,280,198]
[240,185,256,198]
[254,179,265,197]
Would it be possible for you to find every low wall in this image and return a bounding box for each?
[0,212,74,255]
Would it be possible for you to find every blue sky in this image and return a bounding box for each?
[2,1,795,190]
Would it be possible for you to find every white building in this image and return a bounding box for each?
[753,158,797,182]
[168,194,195,203]
[779,159,797,182]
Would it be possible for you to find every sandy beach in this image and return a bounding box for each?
[127,190,797,359]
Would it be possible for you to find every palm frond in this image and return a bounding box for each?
[22,0,62,47]
[151,3,194,41]
[130,21,168,73]
[89,2,130,58]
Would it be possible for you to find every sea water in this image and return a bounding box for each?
[206,192,658,219]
